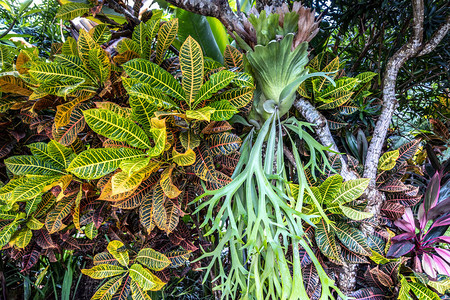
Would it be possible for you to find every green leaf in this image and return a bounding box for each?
[124,79,179,110]
[27,142,64,169]
[132,22,150,59]
[68,148,146,180]
[81,264,126,279]
[155,19,178,65]
[91,275,123,300]
[186,106,215,122]
[136,248,171,271]
[84,109,151,149]
[166,250,191,268]
[85,222,98,240]
[176,9,223,63]
[48,140,74,169]
[45,195,75,234]
[12,228,32,248]
[0,221,18,248]
[215,87,254,109]
[319,77,359,99]
[119,157,151,175]
[319,175,343,204]
[130,281,151,300]
[129,264,156,291]
[408,282,440,300]
[13,175,62,201]
[25,195,42,216]
[117,38,140,54]
[209,100,238,121]
[333,223,371,256]
[107,240,129,267]
[192,144,220,183]
[378,150,400,171]
[88,48,111,84]
[193,70,236,108]
[61,37,78,56]
[315,219,341,262]
[89,24,112,45]
[355,72,377,84]
[180,36,204,107]
[78,29,100,67]
[208,132,241,156]
[331,178,370,205]
[340,205,373,221]
[56,3,91,20]
[123,59,185,101]
[399,276,413,300]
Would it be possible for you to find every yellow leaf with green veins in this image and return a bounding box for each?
[130,280,151,300]
[11,228,32,248]
[180,36,204,107]
[186,106,215,122]
[107,240,129,267]
[155,19,178,65]
[81,264,126,279]
[378,150,400,171]
[159,165,181,199]
[68,148,146,180]
[147,118,166,157]
[172,148,196,166]
[129,264,156,291]
[111,170,145,196]
[84,109,151,149]
[91,275,123,300]
[136,248,171,271]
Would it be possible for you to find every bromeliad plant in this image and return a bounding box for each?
[81,240,190,299]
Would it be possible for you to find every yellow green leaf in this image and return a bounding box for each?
[107,240,129,267]
[159,165,181,199]
[378,150,400,171]
[155,19,178,65]
[180,36,203,107]
[81,264,126,279]
[129,264,156,291]
[136,248,171,271]
[172,148,195,166]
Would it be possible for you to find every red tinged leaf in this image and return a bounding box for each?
[381,201,405,220]
[396,139,420,163]
[428,197,450,220]
[424,172,441,213]
[201,121,233,134]
[350,288,385,300]
[386,240,415,258]
[303,263,321,300]
[386,193,422,207]
[378,179,408,192]
[112,274,131,300]
[22,248,41,272]
[35,229,57,249]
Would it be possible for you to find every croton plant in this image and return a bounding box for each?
[0,12,254,298]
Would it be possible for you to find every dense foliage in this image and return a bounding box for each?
[0,0,448,300]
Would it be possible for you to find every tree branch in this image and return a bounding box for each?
[293,97,356,181]
[418,14,450,56]
[363,0,424,182]
[106,0,140,25]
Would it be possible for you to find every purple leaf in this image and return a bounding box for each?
[424,172,440,212]
[418,203,427,230]
[431,214,450,228]
[431,254,450,276]
[391,232,415,243]
[386,240,415,258]
[428,196,450,220]
[436,248,450,265]
[350,287,385,300]
[422,253,436,278]
[394,208,416,233]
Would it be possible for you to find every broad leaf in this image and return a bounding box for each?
[81,264,126,279]
[378,150,399,171]
[166,250,191,268]
[180,36,203,107]
[159,165,181,199]
[208,132,241,156]
[334,223,371,256]
[315,219,341,262]
[209,100,237,121]
[56,2,91,20]
[129,264,156,291]
[340,205,373,221]
[123,59,185,101]
[136,248,171,271]
[193,70,236,108]
[107,240,129,267]
[84,109,151,149]
[155,19,178,65]
[91,276,123,300]
[68,148,146,179]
